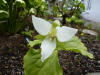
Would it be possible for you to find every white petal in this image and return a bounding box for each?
[41,37,56,62]
[32,15,52,35]
[56,26,78,42]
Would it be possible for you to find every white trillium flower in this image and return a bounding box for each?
[32,15,78,62]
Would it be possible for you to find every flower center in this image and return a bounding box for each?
[48,20,60,40]
[49,28,56,39]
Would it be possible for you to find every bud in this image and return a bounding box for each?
[52,20,60,28]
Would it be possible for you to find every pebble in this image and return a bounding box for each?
[82,29,98,36]
[86,73,100,75]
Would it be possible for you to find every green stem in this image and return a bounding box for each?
[8,0,13,33]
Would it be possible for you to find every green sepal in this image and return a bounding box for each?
[29,40,42,48]
[35,35,45,41]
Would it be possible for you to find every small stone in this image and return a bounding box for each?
[86,73,100,75]
[82,29,98,36]
[16,72,21,75]
[98,61,100,63]
[0,72,2,75]
[53,17,62,21]
[11,56,16,60]
[21,71,25,75]
[5,66,8,68]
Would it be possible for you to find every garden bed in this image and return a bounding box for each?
[0,34,100,75]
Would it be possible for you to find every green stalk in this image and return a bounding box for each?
[8,0,13,33]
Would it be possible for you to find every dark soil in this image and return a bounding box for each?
[0,34,100,75]
[0,34,28,75]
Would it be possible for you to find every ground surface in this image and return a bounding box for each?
[0,34,27,75]
[0,34,100,75]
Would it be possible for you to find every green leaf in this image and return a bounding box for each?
[57,36,93,59]
[0,0,7,10]
[29,8,37,15]
[3,0,7,3]
[14,0,26,8]
[66,18,71,23]
[29,0,38,6]
[75,19,84,24]
[24,49,63,75]
[79,3,85,10]
[29,40,42,48]
[0,10,9,19]
[71,15,77,21]
[35,35,45,41]
[21,30,34,37]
